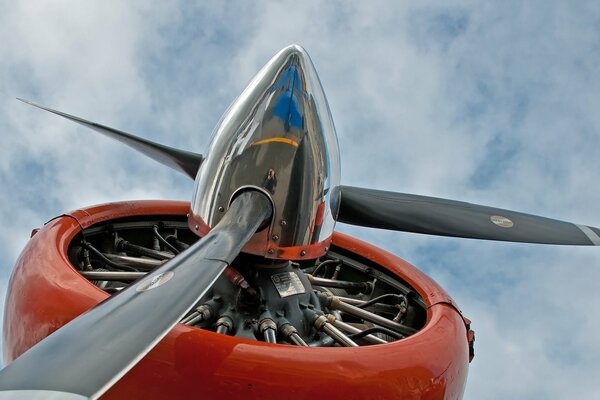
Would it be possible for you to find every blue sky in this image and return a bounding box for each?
[1,2,600,399]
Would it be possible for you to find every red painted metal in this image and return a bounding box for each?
[3,200,470,399]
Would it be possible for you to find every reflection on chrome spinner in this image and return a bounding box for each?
[190,45,341,260]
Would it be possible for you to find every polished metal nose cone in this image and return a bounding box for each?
[190,44,341,260]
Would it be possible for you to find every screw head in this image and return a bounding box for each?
[218,206,225,212]
[300,250,306,257]
[267,249,275,255]
[194,225,199,231]
[272,234,279,241]
[280,220,287,226]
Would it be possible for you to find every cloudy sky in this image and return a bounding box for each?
[1,1,599,399]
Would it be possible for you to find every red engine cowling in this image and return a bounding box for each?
[3,200,472,399]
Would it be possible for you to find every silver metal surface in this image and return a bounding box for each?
[259,318,277,344]
[0,390,87,400]
[335,296,364,306]
[182,304,212,325]
[263,329,277,343]
[104,254,164,269]
[216,325,229,335]
[322,322,359,347]
[331,319,388,345]
[331,299,417,337]
[181,311,200,325]
[215,315,234,335]
[191,44,341,260]
[80,271,146,281]
[271,271,306,297]
[576,224,600,245]
[289,332,308,346]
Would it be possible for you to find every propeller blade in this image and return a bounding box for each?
[338,185,600,246]
[17,98,203,179]
[0,191,272,399]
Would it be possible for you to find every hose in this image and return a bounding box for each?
[152,225,180,255]
[81,241,138,272]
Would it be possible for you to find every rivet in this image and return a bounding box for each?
[194,225,199,231]
[267,249,275,255]
[218,206,225,212]
[280,220,287,226]
[272,234,279,241]
[186,213,190,218]
[300,250,306,257]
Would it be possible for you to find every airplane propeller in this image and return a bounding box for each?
[338,186,600,246]
[16,98,203,179]
[3,44,599,399]
[18,99,600,247]
[0,191,271,399]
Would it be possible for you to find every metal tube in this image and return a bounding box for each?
[336,295,399,314]
[336,296,364,305]
[104,254,164,270]
[263,328,277,343]
[80,271,146,281]
[331,320,388,345]
[307,275,372,293]
[82,241,138,272]
[184,313,204,326]
[289,332,308,346]
[181,311,199,325]
[216,325,229,334]
[278,321,307,346]
[331,298,417,336]
[322,322,359,347]
[259,317,277,343]
[183,303,215,326]
[215,315,234,335]
[116,239,174,260]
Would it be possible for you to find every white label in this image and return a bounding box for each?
[490,215,514,228]
[136,271,174,292]
[271,271,306,298]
